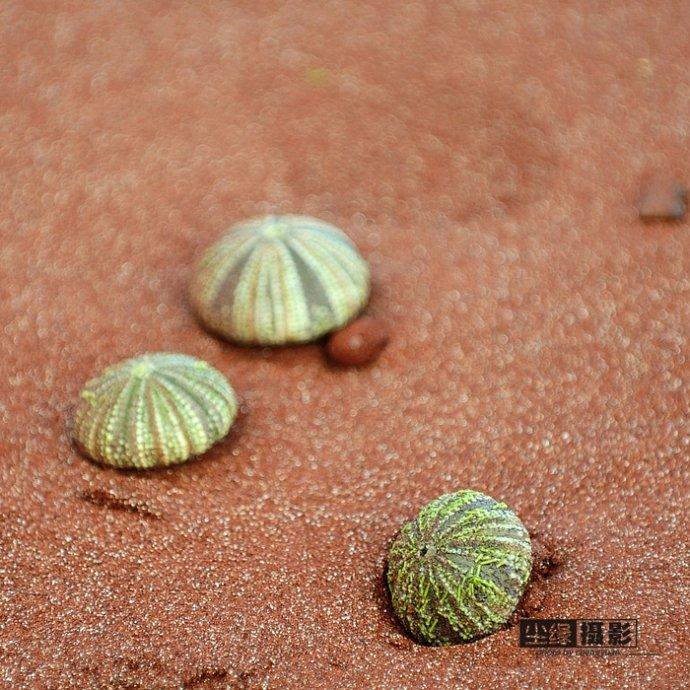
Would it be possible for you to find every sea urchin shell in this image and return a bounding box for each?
[190,214,370,345]
[72,353,238,469]
[387,489,532,646]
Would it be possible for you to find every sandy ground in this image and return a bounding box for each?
[1,1,689,688]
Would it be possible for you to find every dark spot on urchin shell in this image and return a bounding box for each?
[418,543,438,559]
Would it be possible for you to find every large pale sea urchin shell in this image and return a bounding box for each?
[72,353,238,469]
[387,489,532,646]
[190,214,370,345]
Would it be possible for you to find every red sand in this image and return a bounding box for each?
[1,1,689,688]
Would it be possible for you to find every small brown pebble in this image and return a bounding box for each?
[326,316,389,366]
[638,176,688,220]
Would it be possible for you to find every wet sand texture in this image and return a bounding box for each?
[1,2,688,688]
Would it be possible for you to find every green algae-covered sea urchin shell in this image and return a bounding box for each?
[72,353,238,469]
[387,489,532,646]
[190,214,370,345]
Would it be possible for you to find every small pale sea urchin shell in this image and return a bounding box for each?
[190,214,370,345]
[387,489,532,646]
[72,353,238,469]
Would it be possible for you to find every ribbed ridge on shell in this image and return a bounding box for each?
[72,353,238,469]
[387,489,532,646]
[190,214,370,345]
